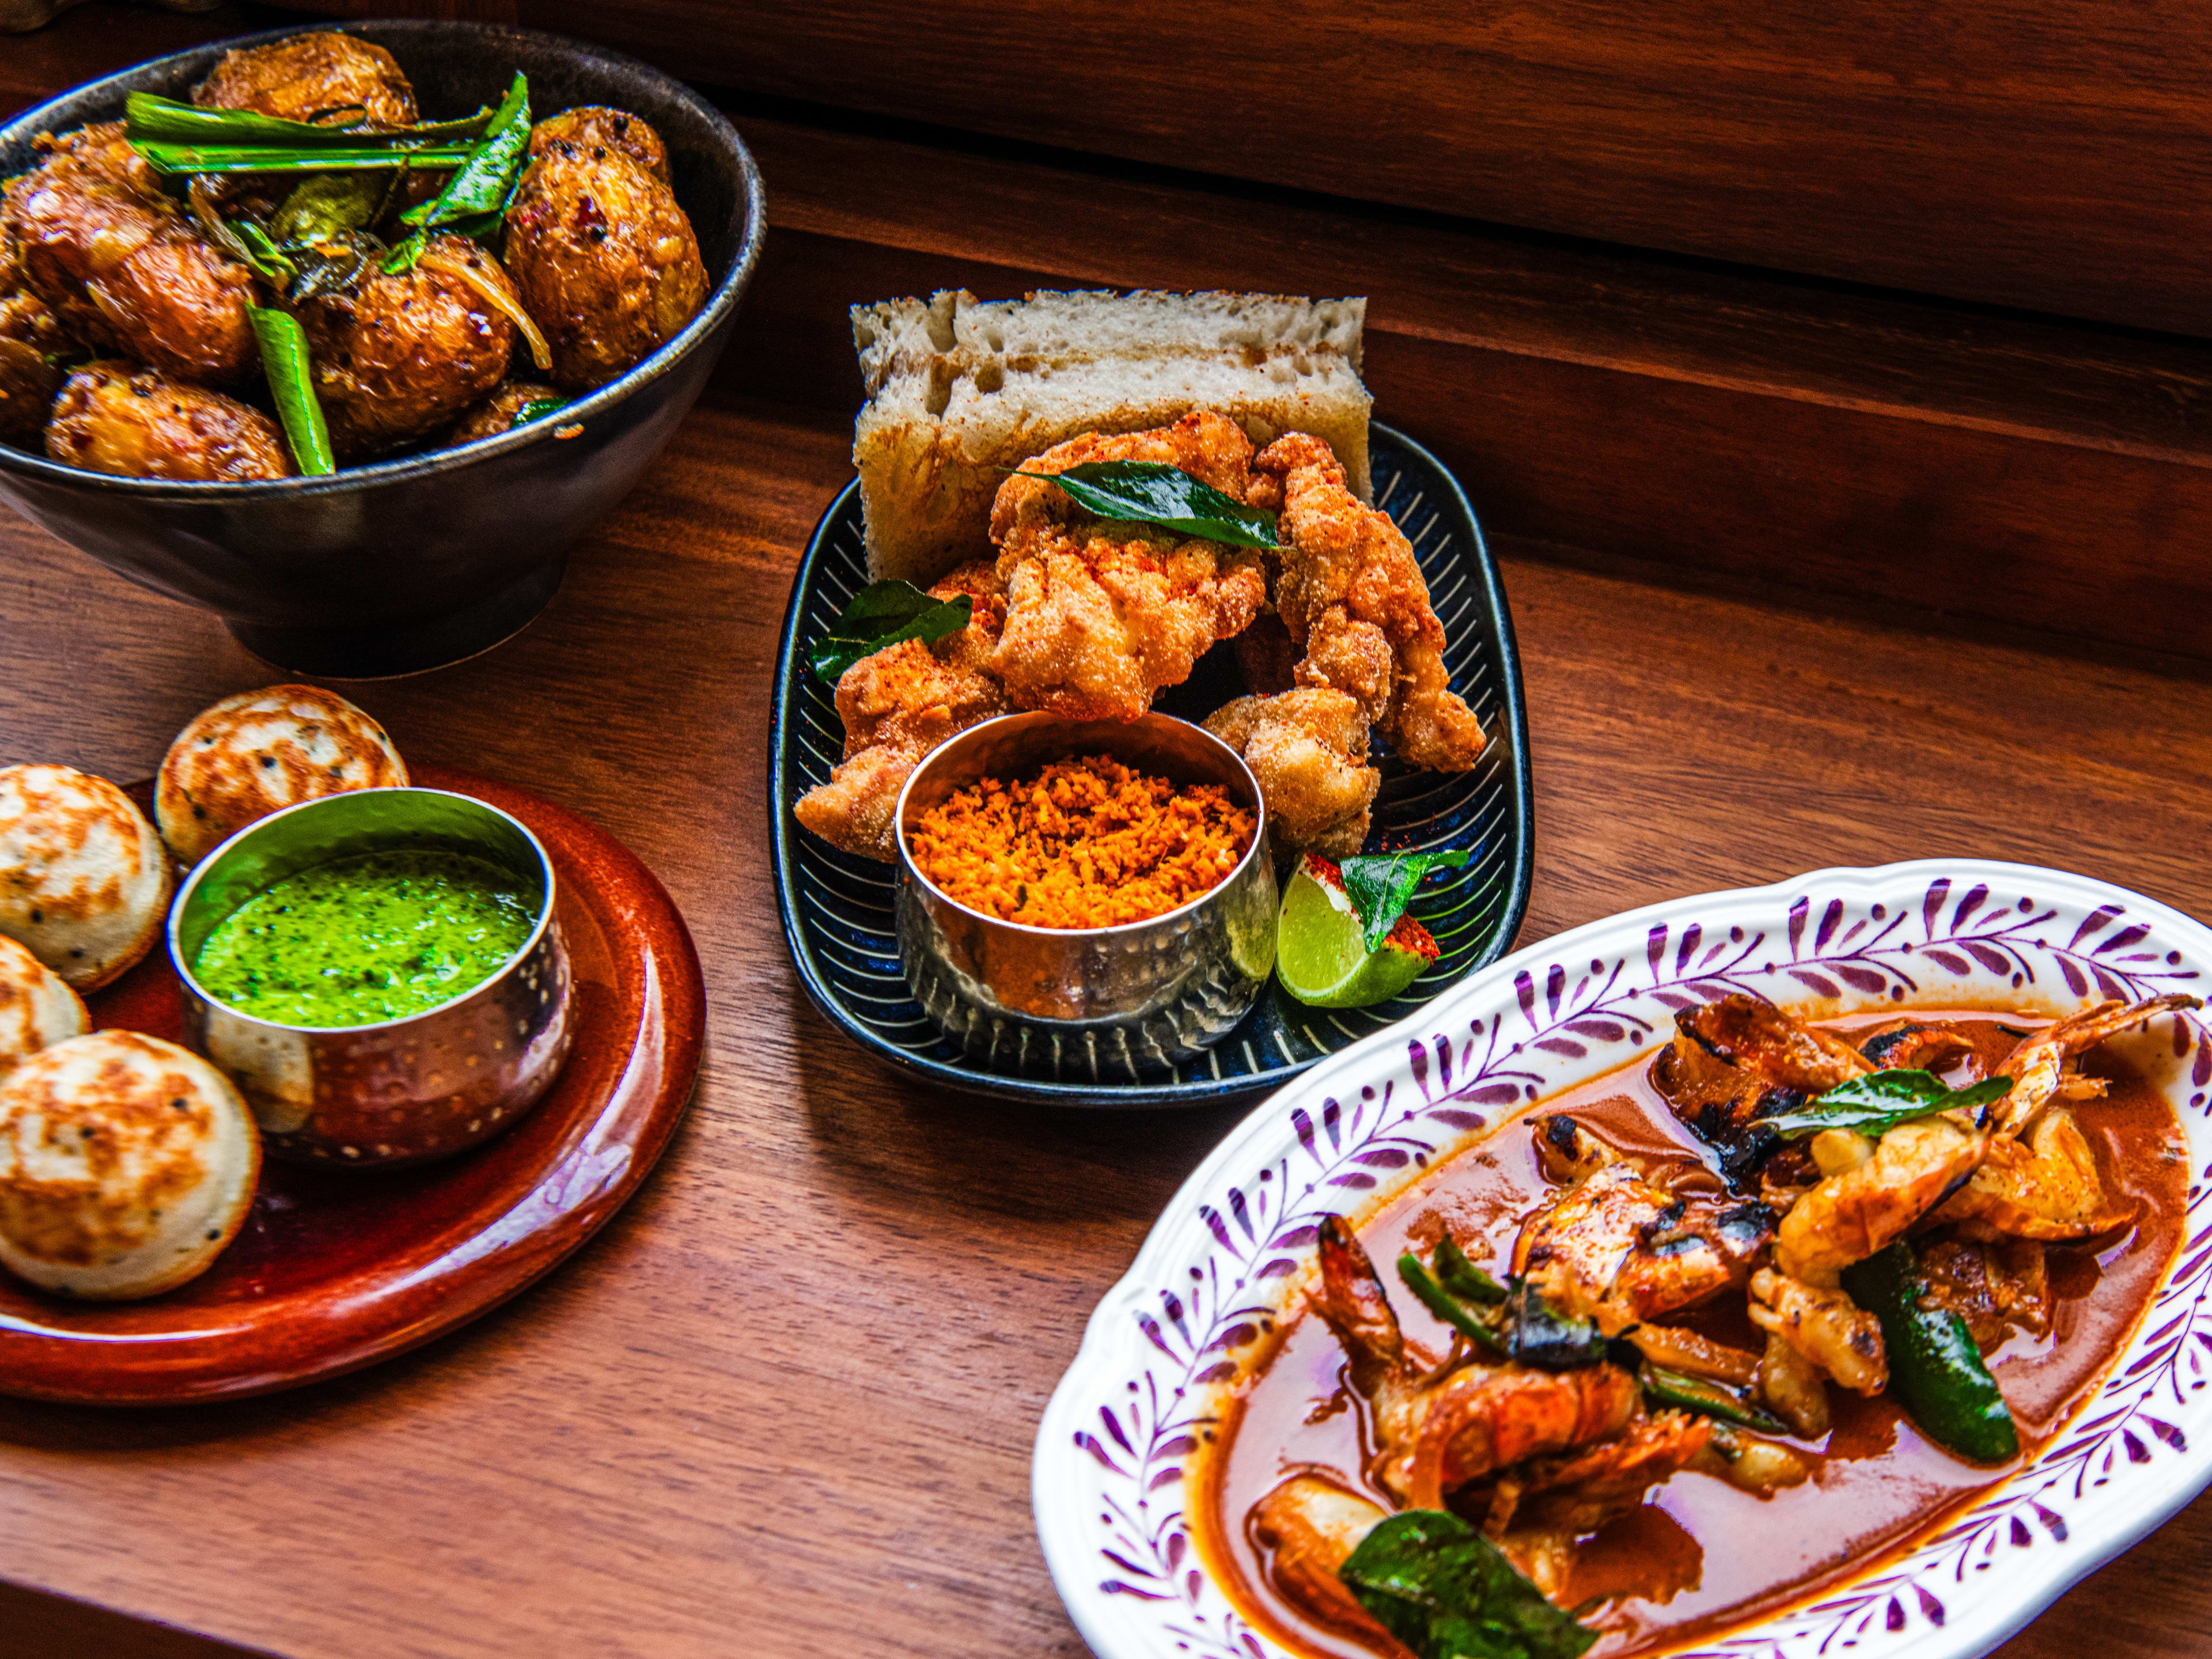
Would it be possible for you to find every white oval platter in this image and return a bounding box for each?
[1033,859,2212,1659]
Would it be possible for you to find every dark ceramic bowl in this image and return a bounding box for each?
[0,21,765,677]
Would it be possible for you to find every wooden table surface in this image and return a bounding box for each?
[6,10,2212,1659]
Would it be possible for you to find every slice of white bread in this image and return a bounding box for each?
[851,289,1373,586]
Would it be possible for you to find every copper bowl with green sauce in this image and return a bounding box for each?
[169,788,573,1170]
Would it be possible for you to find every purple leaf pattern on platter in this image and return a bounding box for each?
[1054,870,2212,1659]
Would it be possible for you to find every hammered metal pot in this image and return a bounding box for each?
[893,713,1278,1077]
[169,788,573,1169]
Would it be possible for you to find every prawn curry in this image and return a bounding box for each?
[1196,994,2199,1659]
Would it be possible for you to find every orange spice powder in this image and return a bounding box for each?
[908,754,1255,928]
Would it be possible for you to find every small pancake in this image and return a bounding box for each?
[0,934,88,1079]
[0,764,172,991]
[0,1030,260,1299]
[157,684,409,866]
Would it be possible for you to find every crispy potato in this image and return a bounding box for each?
[446,380,562,445]
[1,123,257,385]
[297,233,516,460]
[527,107,669,184]
[503,143,706,391]
[46,361,291,482]
[192,31,418,128]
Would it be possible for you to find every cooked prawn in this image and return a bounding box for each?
[1486,1411,1712,1535]
[1249,1476,1393,1642]
[1748,1266,1886,1395]
[1308,1215,1659,1510]
[1985,994,2200,1138]
[1402,1361,1643,1510]
[1513,1145,1772,1329]
[1935,1107,2133,1240]
[1773,1116,1987,1283]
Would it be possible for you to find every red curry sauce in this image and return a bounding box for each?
[1193,1011,2190,1657]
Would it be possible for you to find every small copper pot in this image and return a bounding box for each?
[169,788,572,1169]
[893,713,1278,1078]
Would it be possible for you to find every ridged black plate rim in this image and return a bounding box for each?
[767,422,1535,1108]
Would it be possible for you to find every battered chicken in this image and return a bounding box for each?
[1204,688,1377,859]
[1251,434,1487,770]
[987,412,1267,721]
[793,561,1009,862]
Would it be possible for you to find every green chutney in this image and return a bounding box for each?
[193,850,538,1028]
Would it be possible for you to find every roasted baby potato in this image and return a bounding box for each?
[0,340,60,448]
[446,380,561,445]
[1,124,257,386]
[503,137,705,391]
[46,360,292,482]
[0,286,69,446]
[297,233,517,460]
[193,31,419,129]
[526,106,669,184]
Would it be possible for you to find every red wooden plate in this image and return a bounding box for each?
[0,766,704,1405]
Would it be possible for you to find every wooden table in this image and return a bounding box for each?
[5,7,2212,1658]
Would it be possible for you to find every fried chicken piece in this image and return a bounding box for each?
[1253,434,1487,770]
[1205,689,1377,859]
[793,561,1008,862]
[987,412,1267,721]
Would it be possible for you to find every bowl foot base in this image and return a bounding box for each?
[224,558,567,679]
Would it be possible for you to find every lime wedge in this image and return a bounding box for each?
[1276,859,1435,1009]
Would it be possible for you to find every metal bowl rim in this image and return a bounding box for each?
[167,785,559,1036]
[0,18,766,501]
[891,710,1272,941]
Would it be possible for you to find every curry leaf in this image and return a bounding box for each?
[810,581,973,685]
[1340,850,1474,953]
[1338,1510,1598,1659]
[226,219,296,284]
[402,72,529,229]
[514,397,567,426]
[1762,1069,2012,1139]
[1010,460,1278,548]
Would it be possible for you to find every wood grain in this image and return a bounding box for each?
[5,384,2212,1659]
[5,10,2212,1659]
[297,0,2212,337]
[721,116,2212,667]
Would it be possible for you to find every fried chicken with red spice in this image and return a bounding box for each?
[1251,433,1487,771]
[986,411,1267,721]
[793,560,1008,861]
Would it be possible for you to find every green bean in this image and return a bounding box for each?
[247,305,334,477]
[1396,1254,1508,1354]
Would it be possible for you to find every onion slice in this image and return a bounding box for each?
[418,245,551,373]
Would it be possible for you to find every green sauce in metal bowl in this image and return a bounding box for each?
[192,850,537,1028]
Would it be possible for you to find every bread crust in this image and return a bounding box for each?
[851,289,1373,587]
